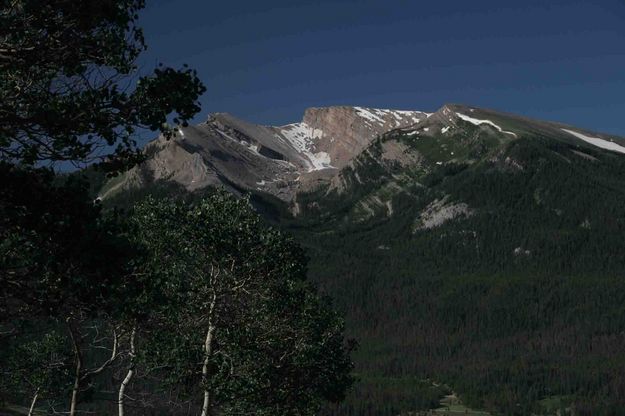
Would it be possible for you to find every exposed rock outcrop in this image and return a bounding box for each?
[100,106,430,205]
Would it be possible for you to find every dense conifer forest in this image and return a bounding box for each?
[296,134,625,415]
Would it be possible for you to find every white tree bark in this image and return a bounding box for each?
[201,323,216,416]
[67,320,119,416]
[27,388,39,416]
[200,293,217,416]
[118,326,136,416]
[67,322,82,416]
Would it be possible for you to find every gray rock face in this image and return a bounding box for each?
[301,106,428,169]
[99,105,430,204]
[100,101,625,224]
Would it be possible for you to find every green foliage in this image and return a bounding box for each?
[0,1,206,411]
[0,163,133,322]
[125,192,354,415]
[1,184,354,415]
[1,326,72,410]
[0,0,206,169]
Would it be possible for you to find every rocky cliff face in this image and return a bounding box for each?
[299,106,428,169]
[99,105,430,205]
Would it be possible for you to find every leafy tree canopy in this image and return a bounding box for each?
[0,0,206,170]
[128,193,355,415]
[0,162,134,324]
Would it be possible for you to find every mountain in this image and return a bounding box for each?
[100,104,625,416]
[99,106,429,204]
[101,103,625,218]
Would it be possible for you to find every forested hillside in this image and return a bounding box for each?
[295,129,625,415]
[98,106,625,415]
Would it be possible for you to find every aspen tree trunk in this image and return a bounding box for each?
[200,293,217,416]
[67,321,82,416]
[200,324,216,416]
[27,388,39,416]
[118,326,136,416]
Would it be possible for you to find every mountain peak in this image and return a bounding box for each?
[293,106,429,170]
[101,103,625,212]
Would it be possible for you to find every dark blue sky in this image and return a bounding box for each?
[140,0,625,135]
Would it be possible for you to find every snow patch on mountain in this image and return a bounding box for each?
[354,107,385,124]
[216,129,238,143]
[354,107,428,126]
[278,123,334,171]
[561,129,625,155]
[456,113,518,137]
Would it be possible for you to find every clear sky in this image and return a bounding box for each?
[139,0,625,135]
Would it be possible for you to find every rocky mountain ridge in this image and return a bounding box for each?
[100,103,625,219]
[99,105,430,203]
